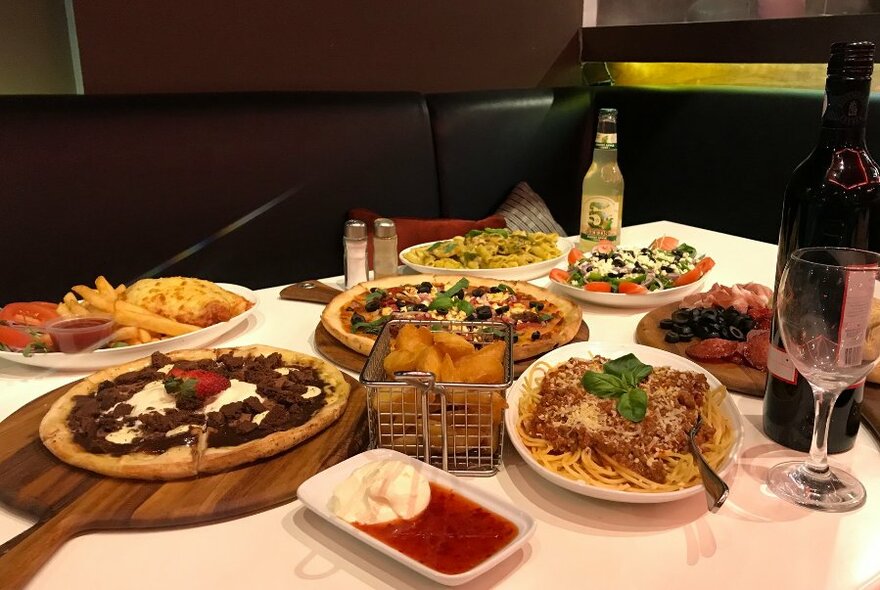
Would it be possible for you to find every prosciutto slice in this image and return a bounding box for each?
[681,282,772,313]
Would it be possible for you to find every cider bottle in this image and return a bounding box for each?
[580,108,624,250]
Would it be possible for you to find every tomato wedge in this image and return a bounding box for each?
[674,257,716,287]
[567,248,584,265]
[0,326,34,350]
[650,236,679,250]
[0,302,60,326]
[549,269,570,284]
[585,282,613,292]
[618,282,648,294]
[591,240,615,255]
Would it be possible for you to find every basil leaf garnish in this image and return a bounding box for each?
[580,372,627,398]
[604,353,652,387]
[443,278,469,298]
[617,388,648,422]
[454,299,474,315]
[428,296,453,311]
[365,289,386,305]
[351,315,391,334]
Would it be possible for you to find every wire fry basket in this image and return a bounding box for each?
[360,319,513,476]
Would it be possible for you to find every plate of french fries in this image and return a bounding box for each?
[0,277,258,370]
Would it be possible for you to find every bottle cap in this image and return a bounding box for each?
[344,219,367,239]
[828,41,874,79]
[374,218,397,238]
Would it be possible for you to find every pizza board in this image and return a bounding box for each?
[281,280,590,378]
[635,302,766,396]
[0,374,368,589]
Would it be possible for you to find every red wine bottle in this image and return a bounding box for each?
[763,41,880,453]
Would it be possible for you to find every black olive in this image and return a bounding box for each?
[665,331,680,343]
[417,282,432,294]
[513,334,519,343]
[671,310,690,324]
[640,247,651,254]
[365,300,380,312]
[633,264,644,273]
[471,288,485,297]
[612,258,626,267]
[369,287,378,293]
[531,331,541,341]
[435,308,448,316]
[673,324,693,336]
[702,309,718,321]
[706,331,720,339]
[413,303,428,312]
[452,290,465,300]
[738,317,755,332]
[489,286,501,293]
[678,334,693,342]
[395,299,407,308]
[475,305,493,320]
[659,318,674,330]
[729,326,745,341]
[661,265,675,273]
[529,301,545,311]
[495,305,510,314]
[695,325,711,339]
[351,313,365,325]
[465,313,476,321]
[720,326,730,339]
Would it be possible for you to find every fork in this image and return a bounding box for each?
[689,413,730,513]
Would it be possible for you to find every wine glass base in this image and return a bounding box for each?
[767,461,866,513]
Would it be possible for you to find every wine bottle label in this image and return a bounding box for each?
[768,344,797,384]
[837,267,875,367]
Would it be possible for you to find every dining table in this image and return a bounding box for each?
[1,220,879,590]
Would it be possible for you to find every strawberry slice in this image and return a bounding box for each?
[167,368,230,399]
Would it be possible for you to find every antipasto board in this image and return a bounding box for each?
[635,302,765,396]
[0,373,367,588]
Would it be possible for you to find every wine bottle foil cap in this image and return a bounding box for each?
[344,219,367,239]
[374,217,397,238]
[828,41,875,79]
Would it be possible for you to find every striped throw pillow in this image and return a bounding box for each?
[495,182,566,236]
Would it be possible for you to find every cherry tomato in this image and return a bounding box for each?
[618,282,648,294]
[549,269,570,284]
[0,302,60,326]
[567,248,584,265]
[650,236,679,250]
[0,326,34,350]
[585,282,613,292]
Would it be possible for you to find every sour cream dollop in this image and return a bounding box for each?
[329,460,431,525]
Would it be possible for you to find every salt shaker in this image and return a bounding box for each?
[372,218,398,278]
[343,220,369,289]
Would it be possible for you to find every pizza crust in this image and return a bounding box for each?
[39,345,350,480]
[320,274,583,361]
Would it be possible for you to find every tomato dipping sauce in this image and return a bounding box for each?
[44,315,115,352]
[353,482,519,575]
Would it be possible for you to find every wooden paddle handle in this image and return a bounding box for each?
[0,508,85,589]
[279,280,342,304]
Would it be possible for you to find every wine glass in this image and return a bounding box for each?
[768,247,880,512]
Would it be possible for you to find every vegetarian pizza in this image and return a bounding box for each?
[320,274,583,361]
[39,345,350,480]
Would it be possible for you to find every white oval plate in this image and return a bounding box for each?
[0,283,258,371]
[549,274,707,308]
[505,341,743,504]
[400,236,572,281]
[298,448,536,586]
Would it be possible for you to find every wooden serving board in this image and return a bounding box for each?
[0,374,368,589]
[281,280,590,378]
[635,302,766,396]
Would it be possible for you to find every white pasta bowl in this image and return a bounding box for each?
[505,341,744,504]
[399,237,572,281]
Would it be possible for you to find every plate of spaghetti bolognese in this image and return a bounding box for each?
[506,341,743,503]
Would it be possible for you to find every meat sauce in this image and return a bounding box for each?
[354,482,518,575]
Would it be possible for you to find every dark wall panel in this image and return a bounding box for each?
[72,0,582,94]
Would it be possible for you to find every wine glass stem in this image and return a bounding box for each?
[805,385,840,477]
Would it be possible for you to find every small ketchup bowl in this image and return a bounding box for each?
[43,314,116,353]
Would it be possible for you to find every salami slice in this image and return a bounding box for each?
[686,338,739,361]
[747,306,773,330]
[743,328,770,371]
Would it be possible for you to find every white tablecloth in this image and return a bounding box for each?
[2,221,879,590]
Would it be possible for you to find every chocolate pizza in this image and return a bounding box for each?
[39,345,350,480]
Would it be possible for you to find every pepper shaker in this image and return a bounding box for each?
[343,220,369,289]
[372,218,398,278]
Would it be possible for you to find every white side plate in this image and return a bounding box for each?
[0,283,258,371]
[549,275,706,308]
[297,448,536,586]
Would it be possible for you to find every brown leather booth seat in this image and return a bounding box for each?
[6,85,878,303]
